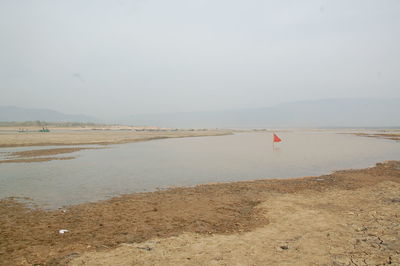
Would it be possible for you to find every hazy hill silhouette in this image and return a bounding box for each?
[2,99,399,128]
[124,98,400,128]
[0,106,97,123]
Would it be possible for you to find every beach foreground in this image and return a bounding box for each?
[1,161,399,265]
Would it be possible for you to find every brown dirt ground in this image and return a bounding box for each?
[1,161,399,265]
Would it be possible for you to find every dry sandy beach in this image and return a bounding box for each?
[0,130,399,265]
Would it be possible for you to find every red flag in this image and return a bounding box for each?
[273,133,282,143]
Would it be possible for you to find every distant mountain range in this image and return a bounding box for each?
[1,98,399,128]
[123,98,400,128]
[0,106,98,123]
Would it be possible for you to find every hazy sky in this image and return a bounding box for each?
[1,0,399,118]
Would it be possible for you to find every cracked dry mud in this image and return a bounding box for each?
[71,162,400,266]
[70,180,400,266]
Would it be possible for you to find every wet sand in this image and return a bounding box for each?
[1,161,399,265]
[0,129,231,163]
[0,129,232,148]
[353,132,400,141]
[0,148,94,164]
[0,156,75,164]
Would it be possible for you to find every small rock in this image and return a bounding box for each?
[137,246,153,251]
[355,226,368,232]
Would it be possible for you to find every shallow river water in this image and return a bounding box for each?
[0,132,399,208]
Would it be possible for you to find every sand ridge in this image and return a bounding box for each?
[0,148,93,163]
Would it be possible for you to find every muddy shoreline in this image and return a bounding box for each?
[1,161,399,265]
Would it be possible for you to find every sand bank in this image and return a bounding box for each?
[0,129,231,163]
[0,129,232,148]
[353,132,400,141]
[1,161,399,265]
[0,148,94,164]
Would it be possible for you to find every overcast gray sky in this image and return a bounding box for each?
[1,0,399,118]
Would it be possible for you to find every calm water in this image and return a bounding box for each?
[0,132,399,209]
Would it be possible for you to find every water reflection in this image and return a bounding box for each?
[0,132,399,209]
[272,146,281,153]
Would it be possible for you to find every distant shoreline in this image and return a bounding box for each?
[0,128,232,148]
[351,132,400,141]
[1,129,398,163]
